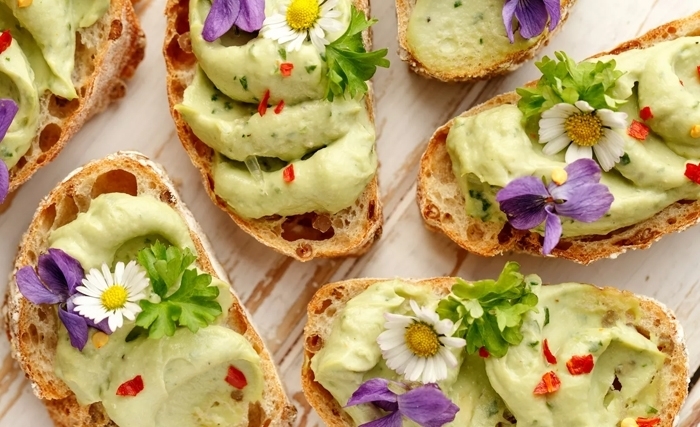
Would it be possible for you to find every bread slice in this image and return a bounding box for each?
[417,12,700,265]
[395,0,576,82]
[302,277,689,427]
[2,151,296,427]
[163,0,383,262]
[6,1,145,197]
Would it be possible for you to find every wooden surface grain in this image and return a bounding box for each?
[1,0,700,425]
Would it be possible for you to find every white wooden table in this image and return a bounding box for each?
[1,0,700,425]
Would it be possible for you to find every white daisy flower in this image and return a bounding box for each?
[74,261,149,332]
[538,100,628,171]
[377,300,466,384]
[261,0,344,53]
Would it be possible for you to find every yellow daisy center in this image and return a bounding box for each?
[404,322,440,358]
[286,0,320,31]
[101,285,128,311]
[565,112,603,147]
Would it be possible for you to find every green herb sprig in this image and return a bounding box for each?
[436,262,539,358]
[135,242,222,339]
[517,52,627,124]
[324,6,390,101]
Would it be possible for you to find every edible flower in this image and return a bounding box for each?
[377,300,465,384]
[495,159,614,255]
[261,0,344,52]
[539,100,628,171]
[16,249,108,350]
[116,375,144,397]
[502,0,561,43]
[202,0,265,42]
[0,98,19,204]
[346,379,459,427]
[74,261,149,333]
[533,371,561,395]
[566,354,594,375]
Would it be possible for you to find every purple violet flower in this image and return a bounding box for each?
[0,98,19,204]
[346,378,459,427]
[16,249,109,350]
[202,0,265,42]
[495,158,613,255]
[502,0,561,43]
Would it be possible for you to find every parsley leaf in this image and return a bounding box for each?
[437,262,539,358]
[324,6,390,101]
[516,52,627,126]
[135,242,222,339]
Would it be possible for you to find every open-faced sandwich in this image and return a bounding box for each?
[0,1,145,207]
[417,12,700,264]
[164,0,388,261]
[302,262,688,427]
[396,0,576,82]
[3,152,296,427]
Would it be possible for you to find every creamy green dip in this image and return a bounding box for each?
[311,280,665,427]
[49,193,264,427]
[405,0,540,76]
[177,0,377,219]
[0,0,109,169]
[447,37,700,237]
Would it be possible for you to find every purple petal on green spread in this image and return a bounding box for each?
[543,0,561,31]
[346,378,399,407]
[58,307,89,351]
[398,384,459,427]
[0,159,7,204]
[0,98,18,204]
[38,249,84,297]
[542,205,562,255]
[359,411,403,427]
[236,0,265,33]
[16,267,64,305]
[496,176,549,230]
[203,0,241,42]
[502,0,519,43]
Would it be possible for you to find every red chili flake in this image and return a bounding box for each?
[116,375,144,397]
[639,106,654,121]
[280,62,294,77]
[225,366,247,390]
[566,354,595,375]
[542,339,557,364]
[283,164,295,183]
[258,90,271,116]
[685,163,700,184]
[533,371,561,395]
[628,120,650,141]
[478,347,490,358]
[274,100,285,114]
[636,418,661,427]
[696,65,700,78]
[0,31,12,55]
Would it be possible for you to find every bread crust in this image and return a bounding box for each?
[3,152,296,427]
[416,12,700,265]
[6,0,146,195]
[395,0,576,82]
[302,277,689,427]
[163,0,383,262]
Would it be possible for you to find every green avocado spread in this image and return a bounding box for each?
[0,0,108,169]
[49,193,264,427]
[447,37,700,237]
[176,0,377,219]
[310,280,665,427]
[405,0,541,76]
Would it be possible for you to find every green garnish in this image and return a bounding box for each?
[278,47,287,60]
[135,242,222,339]
[647,406,658,414]
[517,52,627,125]
[306,65,317,74]
[454,0,462,7]
[620,153,631,165]
[240,76,248,91]
[324,6,390,101]
[544,306,550,327]
[436,262,539,358]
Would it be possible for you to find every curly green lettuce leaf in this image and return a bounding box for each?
[437,262,539,358]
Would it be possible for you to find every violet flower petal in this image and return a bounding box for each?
[16,267,64,305]
[561,158,601,188]
[58,307,89,351]
[398,384,459,427]
[515,0,549,39]
[543,0,561,31]
[0,159,7,205]
[346,378,399,407]
[236,0,265,33]
[542,205,562,255]
[359,411,403,427]
[502,0,519,43]
[203,0,241,42]
[552,183,613,222]
[496,176,550,230]
[0,99,18,140]
[38,249,83,298]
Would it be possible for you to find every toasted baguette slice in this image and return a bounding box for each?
[6,1,145,198]
[395,0,576,82]
[417,12,700,264]
[302,278,689,427]
[2,151,296,427]
[163,0,383,262]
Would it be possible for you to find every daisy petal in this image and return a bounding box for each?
[565,143,593,164]
[541,134,572,155]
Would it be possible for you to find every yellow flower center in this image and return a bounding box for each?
[404,322,440,358]
[286,0,320,31]
[101,285,128,311]
[565,112,603,147]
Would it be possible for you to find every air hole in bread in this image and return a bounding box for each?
[314,299,333,315]
[295,243,313,259]
[497,223,514,244]
[26,250,37,264]
[48,96,80,119]
[166,35,196,69]
[15,155,27,170]
[40,204,57,233]
[668,26,677,34]
[175,2,191,34]
[555,240,573,251]
[306,334,323,352]
[39,123,62,153]
[23,323,39,346]
[54,195,79,229]
[160,189,175,204]
[667,217,677,225]
[247,401,264,427]
[109,81,127,100]
[108,20,123,40]
[90,169,138,199]
[37,308,48,322]
[281,213,335,242]
[75,33,96,77]
[467,224,484,240]
[634,325,651,340]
